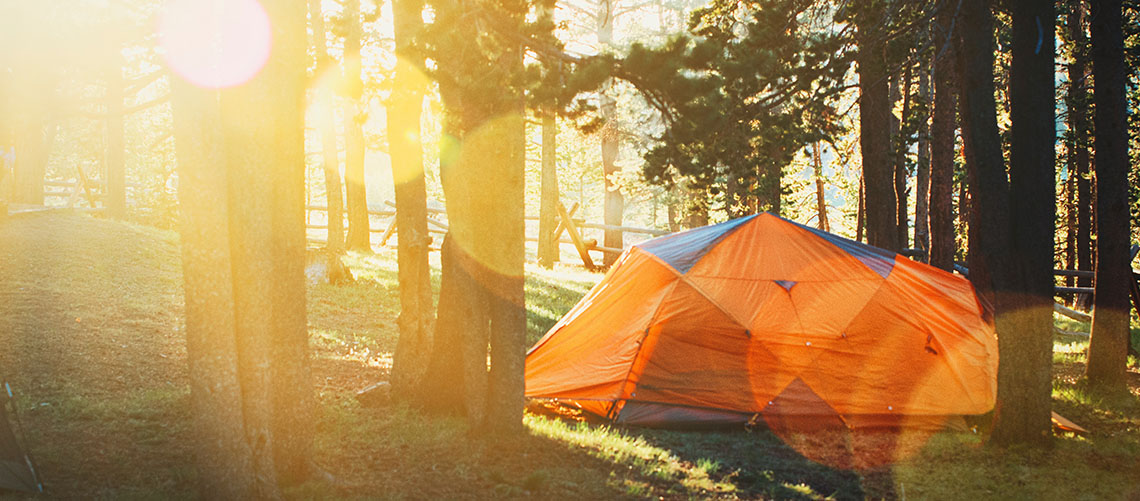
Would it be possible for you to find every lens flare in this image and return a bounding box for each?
[158,0,272,89]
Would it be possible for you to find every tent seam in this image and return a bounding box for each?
[607,275,682,422]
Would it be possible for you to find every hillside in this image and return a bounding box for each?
[0,212,1137,499]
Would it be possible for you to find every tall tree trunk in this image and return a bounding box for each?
[270,2,314,480]
[172,0,312,491]
[1064,172,1076,292]
[598,0,624,266]
[956,159,969,258]
[387,0,434,401]
[538,110,559,267]
[171,79,257,501]
[420,233,481,415]
[930,0,959,271]
[433,110,525,431]
[1071,3,1094,294]
[105,53,126,218]
[856,13,899,251]
[429,32,526,432]
[812,142,829,231]
[994,0,1056,446]
[343,0,371,251]
[895,60,913,248]
[1064,1,1089,297]
[222,0,313,482]
[309,0,345,253]
[958,0,1055,447]
[915,54,932,257]
[1085,0,1131,391]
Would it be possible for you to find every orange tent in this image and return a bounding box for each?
[525,213,998,429]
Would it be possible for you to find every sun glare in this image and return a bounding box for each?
[157,0,272,89]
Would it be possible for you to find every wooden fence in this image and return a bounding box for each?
[304,200,668,270]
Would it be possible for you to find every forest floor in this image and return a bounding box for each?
[0,211,1138,499]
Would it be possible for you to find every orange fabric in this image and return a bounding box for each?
[524,248,678,401]
[525,213,999,429]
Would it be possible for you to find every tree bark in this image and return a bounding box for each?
[343,0,371,251]
[1085,0,1131,391]
[895,60,913,248]
[419,234,482,415]
[856,14,899,251]
[966,0,1055,448]
[222,0,313,483]
[598,0,624,266]
[430,34,526,433]
[481,63,527,435]
[309,0,345,253]
[813,142,829,231]
[171,78,257,501]
[538,110,559,267]
[930,0,959,271]
[1070,3,1094,295]
[915,54,931,257]
[387,0,434,401]
[105,53,127,219]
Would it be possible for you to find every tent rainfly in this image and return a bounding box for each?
[525,213,998,430]
[1,381,41,493]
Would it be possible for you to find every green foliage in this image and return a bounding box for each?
[624,0,852,195]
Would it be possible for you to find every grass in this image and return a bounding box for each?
[1,211,1139,499]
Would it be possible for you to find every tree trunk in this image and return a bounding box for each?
[957,159,969,256]
[538,111,559,268]
[1064,1,1088,298]
[343,0,371,252]
[309,0,345,253]
[1064,172,1076,292]
[105,54,126,219]
[222,0,313,483]
[171,78,257,501]
[958,0,1055,448]
[267,10,316,481]
[387,0,434,401]
[1085,0,1131,391]
[1071,3,1094,295]
[430,44,526,433]
[930,0,959,271]
[598,0,624,266]
[481,68,527,435]
[812,142,828,231]
[856,14,899,251]
[895,60,913,248]
[419,233,481,415]
[915,55,932,257]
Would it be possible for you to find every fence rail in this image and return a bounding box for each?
[305,200,668,269]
